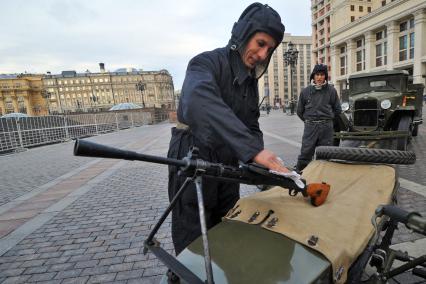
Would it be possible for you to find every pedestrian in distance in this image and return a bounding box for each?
[295,64,342,172]
[167,2,287,257]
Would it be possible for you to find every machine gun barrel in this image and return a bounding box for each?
[74,139,188,168]
[73,139,304,193]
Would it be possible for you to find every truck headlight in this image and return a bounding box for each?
[380,99,391,110]
[341,102,349,111]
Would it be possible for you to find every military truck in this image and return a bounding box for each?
[337,70,424,150]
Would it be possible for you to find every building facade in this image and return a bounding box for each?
[311,0,380,81]
[0,74,47,116]
[311,0,333,78]
[330,0,426,94]
[0,64,175,116]
[258,34,312,107]
[43,64,175,114]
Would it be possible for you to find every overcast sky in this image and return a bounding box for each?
[0,0,311,89]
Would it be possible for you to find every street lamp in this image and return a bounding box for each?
[41,89,52,115]
[135,81,146,108]
[284,41,299,115]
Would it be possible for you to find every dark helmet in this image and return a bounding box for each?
[310,64,329,81]
[229,3,285,50]
[229,3,285,78]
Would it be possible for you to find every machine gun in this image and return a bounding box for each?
[73,139,330,284]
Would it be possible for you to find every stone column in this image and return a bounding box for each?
[364,31,375,71]
[277,43,285,106]
[23,95,31,115]
[413,9,426,84]
[346,40,355,75]
[386,21,399,70]
[330,45,338,86]
[0,95,5,115]
[12,93,19,113]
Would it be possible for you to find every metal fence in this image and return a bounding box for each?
[0,110,167,153]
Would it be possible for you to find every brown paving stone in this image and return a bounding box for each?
[51,180,87,191]
[43,187,75,196]
[8,200,56,212]
[0,209,40,221]
[0,158,119,241]
[26,195,63,203]
[0,219,29,238]
[29,191,69,202]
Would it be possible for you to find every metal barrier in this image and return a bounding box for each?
[0,110,159,153]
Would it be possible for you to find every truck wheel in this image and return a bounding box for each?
[315,146,416,165]
[412,124,419,137]
[396,115,411,151]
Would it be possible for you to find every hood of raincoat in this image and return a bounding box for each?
[310,64,329,81]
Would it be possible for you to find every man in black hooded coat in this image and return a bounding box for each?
[167,2,287,255]
[295,64,342,171]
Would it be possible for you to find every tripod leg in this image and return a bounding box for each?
[145,177,192,249]
[194,175,215,284]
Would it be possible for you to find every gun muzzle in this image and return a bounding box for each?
[74,139,187,168]
[74,139,136,160]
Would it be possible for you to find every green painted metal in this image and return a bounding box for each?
[162,219,331,284]
[335,130,409,140]
[348,70,408,79]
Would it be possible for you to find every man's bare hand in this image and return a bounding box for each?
[253,149,290,173]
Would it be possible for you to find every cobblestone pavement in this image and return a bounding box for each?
[0,125,167,207]
[0,113,425,283]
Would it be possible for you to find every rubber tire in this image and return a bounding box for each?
[412,124,419,137]
[396,115,411,151]
[315,146,416,165]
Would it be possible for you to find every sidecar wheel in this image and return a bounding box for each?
[315,146,416,165]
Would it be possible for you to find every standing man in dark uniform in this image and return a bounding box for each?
[167,2,287,256]
[295,64,342,171]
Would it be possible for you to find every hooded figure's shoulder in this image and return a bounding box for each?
[301,85,313,95]
[187,47,229,73]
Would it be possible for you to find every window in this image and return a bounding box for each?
[376,30,387,67]
[359,6,363,12]
[351,5,354,11]
[351,16,355,22]
[399,35,408,61]
[367,6,371,12]
[376,43,387,66]
[356,38,365,71]
[340,55,346,75]
[399,18,415,61]
[382,1,386,6]
[409,32,415,59]
[370,81,387,87]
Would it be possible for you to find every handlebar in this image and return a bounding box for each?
[376,205,426,235]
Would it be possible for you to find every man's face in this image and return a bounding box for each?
[314,72,326,85]
[241,32,276,69]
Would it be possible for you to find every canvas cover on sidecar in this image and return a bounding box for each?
[172,160,397,283]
